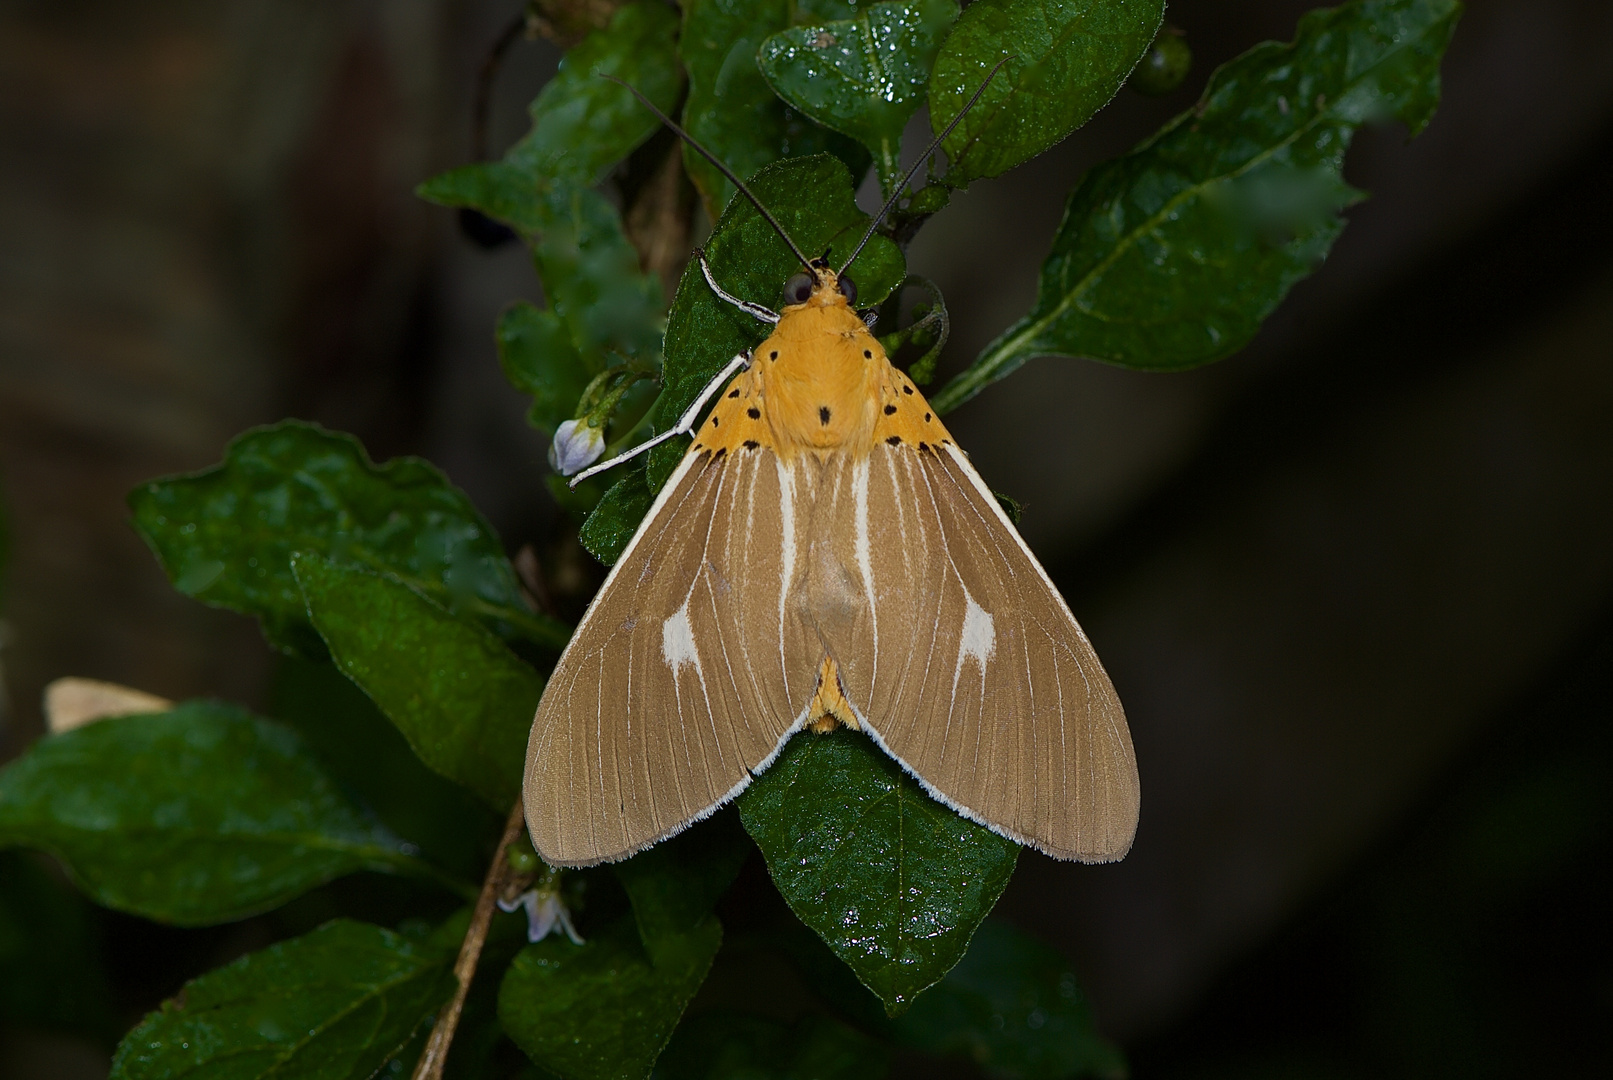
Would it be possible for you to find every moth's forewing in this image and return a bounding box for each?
[524,443,812,866]
[820,443,1139,862]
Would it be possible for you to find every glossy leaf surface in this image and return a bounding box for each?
[500,913,721,1080]
[655,1011,889,1080]
[110,919,453,1080]
[935,0,1461,411]
[293,554,543,812]
[930,0,1163,185]
[0,702,433,925]
[739,730,1019,1013]
[644,155,906,494]
[892,919,1126,1079]
[759,0,959,192]
[130,420,565,656]
[679,0,870,221]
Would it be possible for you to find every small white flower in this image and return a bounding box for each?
[548,419,605,476]
[498,887,584,945]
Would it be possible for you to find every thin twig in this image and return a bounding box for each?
[411,801,529,1080]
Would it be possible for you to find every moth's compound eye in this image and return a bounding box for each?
[783,272,814,306]
[837,275,857,305]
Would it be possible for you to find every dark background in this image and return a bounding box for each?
[2,0,1611,1076]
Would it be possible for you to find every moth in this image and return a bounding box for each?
[524,76,1139,868]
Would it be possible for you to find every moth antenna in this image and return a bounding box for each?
[839,56,1013,275]
[601,74,815,273]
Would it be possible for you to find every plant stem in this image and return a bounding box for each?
[411,800,528,1080]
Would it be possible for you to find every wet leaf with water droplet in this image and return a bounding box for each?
[679,0,872,222]
[759,0,960,193]
[739,730,1018,1014]
[929,0,1164,185]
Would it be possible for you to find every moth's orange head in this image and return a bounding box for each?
[780,258,859,312]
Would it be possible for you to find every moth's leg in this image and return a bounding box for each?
[698,249,779,325]
[859,309,878,331]
[568,351,753,488]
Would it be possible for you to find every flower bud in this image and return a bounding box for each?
[548,418,605,476]
[498,887,583,945]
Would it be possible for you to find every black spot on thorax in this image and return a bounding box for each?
[818,406,831,425]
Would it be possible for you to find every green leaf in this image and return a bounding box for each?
[615,810,750,969]
[759,0,960,193]
[292,554,543,812]
[930,0,1164,185]
[417,1,683,224]
[499,300,592,435]
[654,1011,890,1080]
[420,5,672,415]
[424,185,667,422]
[0,702,445,925]
[506,1,683,188]
[0,850,116,1041]
[416,159,551,234]
[641,154,906,498]
[500,913,721,1080]
[270,658,503,886]
[891,920,1126,1080]
[578,462,654,565]
[738,730,1019,1014]
[130,420,567,656]
[934,0,1461,410]
[534,183,668,367]
[679,0,872,222]
[110,919,454,1080]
